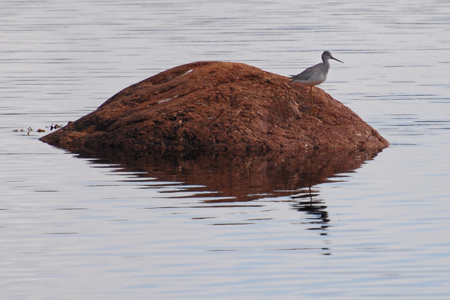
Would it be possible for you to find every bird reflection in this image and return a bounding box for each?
[291,186,331,255]
[291,186,330,232]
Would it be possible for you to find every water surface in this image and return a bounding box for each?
[2,0,450,299]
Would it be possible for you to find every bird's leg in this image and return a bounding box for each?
[310,86,314,112]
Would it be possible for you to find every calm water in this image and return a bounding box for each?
[2,0,450,299]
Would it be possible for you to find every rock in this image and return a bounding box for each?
[39,61,389,156]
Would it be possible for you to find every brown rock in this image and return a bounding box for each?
[39,61,389,156]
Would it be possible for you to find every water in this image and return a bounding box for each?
[2,0,450,299]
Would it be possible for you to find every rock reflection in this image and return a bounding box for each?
[74,149,381,204]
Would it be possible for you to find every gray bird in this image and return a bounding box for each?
[291,51,343,112]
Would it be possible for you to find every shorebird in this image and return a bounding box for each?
[291,51,343,112]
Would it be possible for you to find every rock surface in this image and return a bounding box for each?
[40,61,389,156]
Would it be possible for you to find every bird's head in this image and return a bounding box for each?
[322,51,343,63]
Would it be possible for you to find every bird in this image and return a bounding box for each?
[291,51,343,112]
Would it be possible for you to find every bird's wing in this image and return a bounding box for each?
[290,63,320,81]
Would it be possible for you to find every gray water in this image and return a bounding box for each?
[2,0,450,299]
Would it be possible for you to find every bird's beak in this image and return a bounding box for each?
[331,56,344,63]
